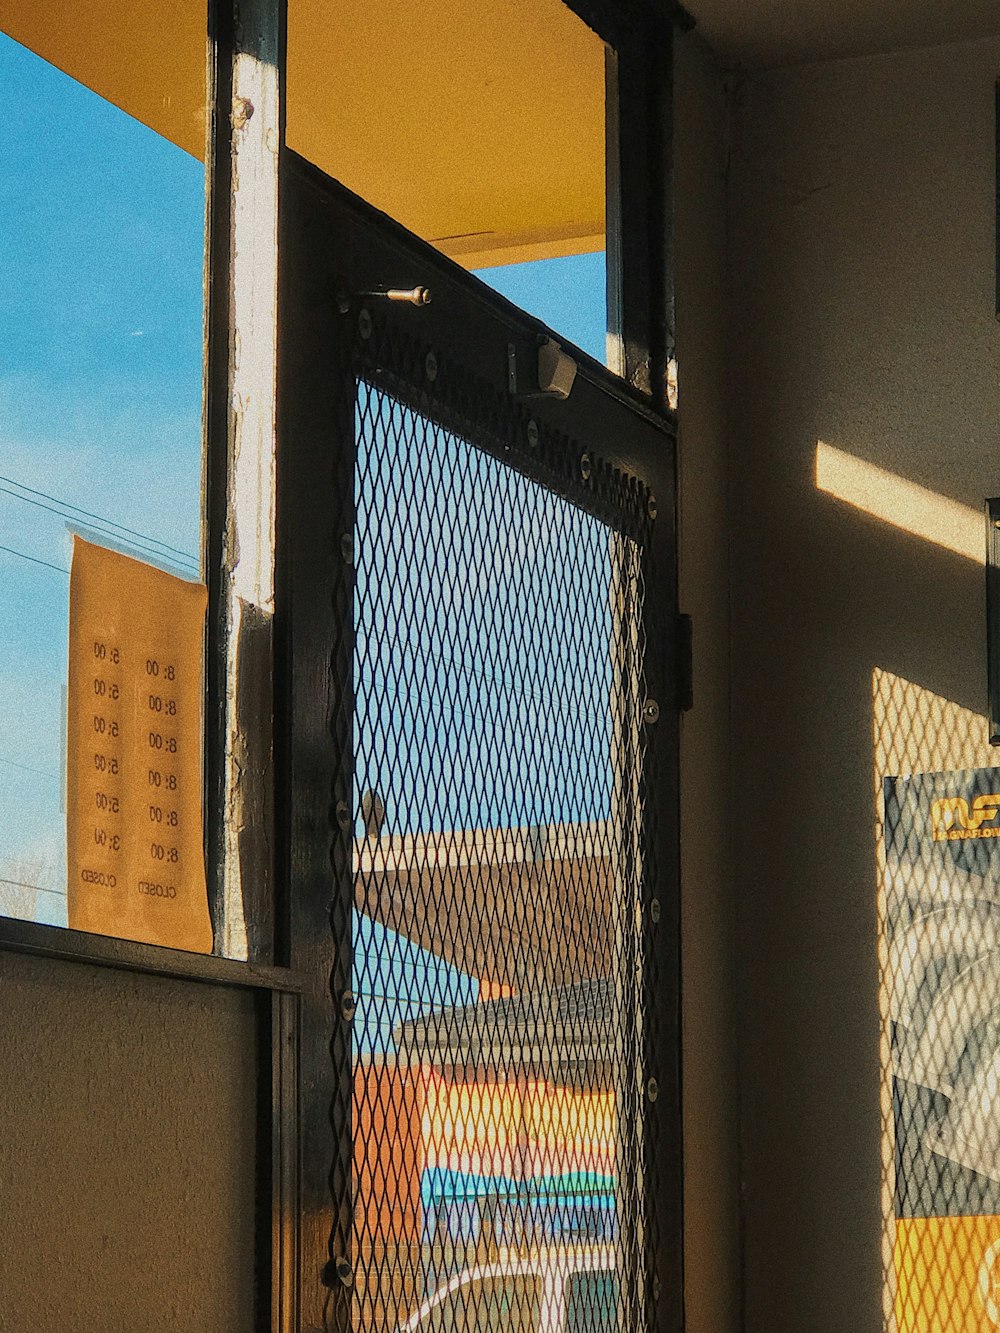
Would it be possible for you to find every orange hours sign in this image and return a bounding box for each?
[66,536,213,953]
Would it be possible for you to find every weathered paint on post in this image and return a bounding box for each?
[206,0,282,961]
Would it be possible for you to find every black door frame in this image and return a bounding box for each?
[204,0,688,1328]
[275,124,683,1333]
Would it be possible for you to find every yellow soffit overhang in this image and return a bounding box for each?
[4,0,605,270]
[3,0,209,162]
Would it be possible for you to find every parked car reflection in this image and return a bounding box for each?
[395,1246,618,1333]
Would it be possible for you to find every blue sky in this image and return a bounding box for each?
[481,250,607,364]
[0,30,608,965]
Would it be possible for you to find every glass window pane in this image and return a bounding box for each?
[0,11,207,941]
[425,1277,541,1333]
[567,1271,620,1333]
[474,252,609,366]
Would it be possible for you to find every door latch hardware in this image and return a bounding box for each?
[508,337,577,400]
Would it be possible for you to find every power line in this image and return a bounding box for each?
[0,754,58,780]
[0,471,198,566]
[0,479,199,573]
[0,875,65,898]
[0,541,68,576]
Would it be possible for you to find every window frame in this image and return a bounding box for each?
[0,1,294,993]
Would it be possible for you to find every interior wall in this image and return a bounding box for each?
[674,30,741,1333]
[728,36,1000,1333]
[0,952,259,1332]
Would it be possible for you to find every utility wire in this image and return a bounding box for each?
[0,480,199,573]
[0,541,68,575]
[0,754,58,780]
[0,875,65,898]
[0,471,198,565]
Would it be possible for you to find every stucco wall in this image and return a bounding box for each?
[675,29,741,1333]
[729,36,1000,1333]
[0,951,258,1331]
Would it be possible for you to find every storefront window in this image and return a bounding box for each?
[0,10,208,946]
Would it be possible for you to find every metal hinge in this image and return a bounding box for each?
[676,613,693,712]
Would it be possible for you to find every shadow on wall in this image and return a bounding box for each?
[729,39,1000,1333]
[814,444,1000,1330]
[873,674,1000,1331]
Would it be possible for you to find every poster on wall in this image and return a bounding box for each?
[884,767,1000,1331]
[66,536,212,954]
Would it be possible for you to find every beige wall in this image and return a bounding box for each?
[728,35,1000,1333]
[675,30,742,1333]
[0,952,259,1331]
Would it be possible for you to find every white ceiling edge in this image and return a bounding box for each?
[683,0,1000,70]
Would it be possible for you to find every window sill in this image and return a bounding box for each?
[0,914,307,993]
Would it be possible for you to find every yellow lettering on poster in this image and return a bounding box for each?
[895,1214,1000,1332]
[66,537,213,953]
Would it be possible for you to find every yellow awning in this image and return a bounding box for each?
[5,0,605,269]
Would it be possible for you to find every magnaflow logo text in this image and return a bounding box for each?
[931,794,1000,841]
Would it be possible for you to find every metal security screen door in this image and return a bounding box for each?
[349,336,651,1333]
[278,153,682,1333]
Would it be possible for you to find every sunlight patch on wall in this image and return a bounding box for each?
[873,670,992,784]
[817,443,983,564]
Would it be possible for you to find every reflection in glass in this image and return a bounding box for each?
[0,32,204,927]
[415,1275,541,1333]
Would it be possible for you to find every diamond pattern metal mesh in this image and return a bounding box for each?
[324,309,655,1333]
[875,668,1000,1332]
